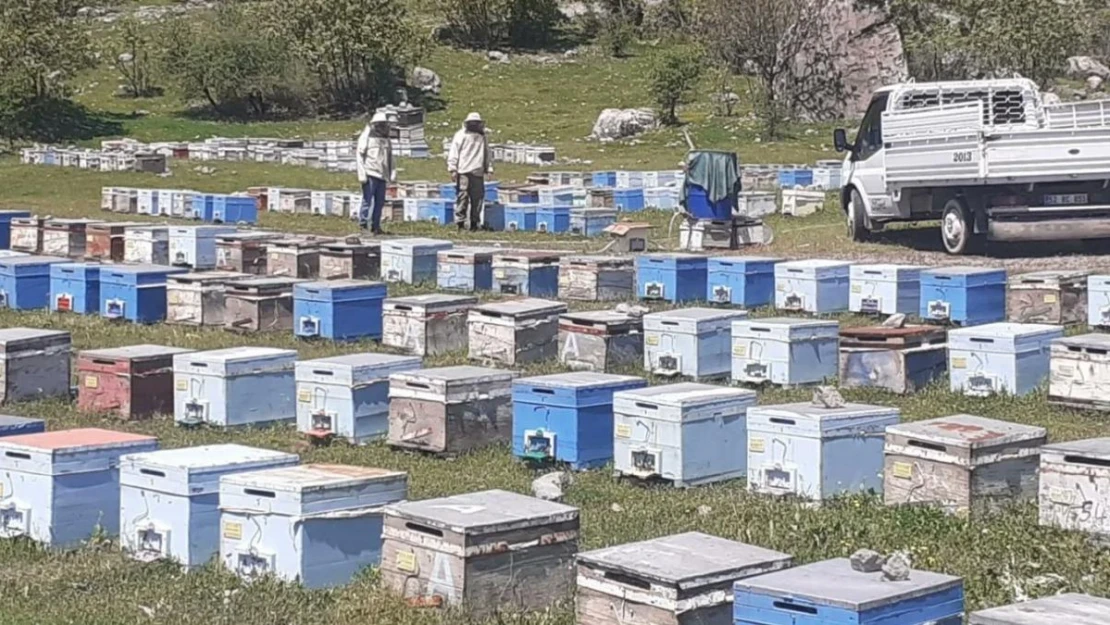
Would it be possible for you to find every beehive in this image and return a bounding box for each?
[49,262,100,314]
[636,253,708,303]
[215,231,283,274]
[644,308,748,380]
[774,259,852,314]
[1039,438,1110,536]
[569,208,617,236]
[220,465,407,589]
[223,277,303,333]
[0,255,69,310]
[380,490,578,614]
[1049,333,1110,410]
[512,372,646,469]
[613,383,756,487]
[387,366,514,455]
[118,444,299,566]
[0,415,45,438]
[949,322,1063,397]
[731,318,839,386]
[0,328,72,404]
[577,532,793,625]
[746,401,900,501]
[164,271,247,327]
[839,325,947,394]
[492,251,561,297]
[100,264,188,323]
[1089,274,1110,327]
[266,236,334,279]
[41,218,101,258]
[969,593,1110,625]
[436,247,495,292]
[173,347,296,427]
[849,264,923,315]
[85,222,144,262]
[733,558,964,625]
[9,216,44,254]
[0,210,30,250]
[920,266,1007,326]
[317,239,380,280]
[0,428,158,547]
[1008,270,1088,324]
[294,280,387,341]
[468,298,567,366]
[382,294,477,356]
[707,257,780,307]
[884,414,1046,515]
[169,225,237,269]
[123,226,170,265]
[559,309,643,372]
[296,353,421,443]
[78,344,195,420]
[558,255,635,301]
[504,204,538,231]
[381,238,453,284]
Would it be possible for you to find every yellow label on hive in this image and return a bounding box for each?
[749,437,765,453]
[1044,293,1058,304]
[733,345,747,357]
[0,483,4,497]
[777,283,786,291]
[222,522,242,540]
[892,462,913,480]
[493,269,506,279]
[615,424,631,439]
[176,379,187,391]
[951,357,967,369]
[645,335,659,346]
[84,376,98,389]
[851,285,862,293]
[396,551,417,573]
[297,389,311,403]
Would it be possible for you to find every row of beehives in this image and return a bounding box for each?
[741,160,845,191]
[440,138,557,165]
[99,187,258,224]
[18,146,167,174]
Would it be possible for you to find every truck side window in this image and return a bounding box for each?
[855,94,889,161]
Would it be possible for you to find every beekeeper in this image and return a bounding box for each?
[356,111,395,235]
[446,112,493,231]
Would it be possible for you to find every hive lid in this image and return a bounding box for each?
[519,372,644,390]
[560,310,639,325]
[886,414,1046,449]
[298,352,421,372]
[0,327,70,352]
[778,259,852,270]
[615,382,754,408]
[578,532,792,589]
[387,489,578,533]
[474,297,567,316]
[561,254,633,266]
[1010,269,1089,283]
[1042,437,1110,461]
[81,344,194,361]
[751,402,899,423]
[122,443,296,471]
[185,346,297,364]
[969,593,1110,625]
[385,293,477,308]
[1054,333,1110,350]
[0,255,68,267]
[648,307,746,322]
[169,271,249,284]
[394,365,512,383]
[2,428,156,453]
[736,316,834,328]
[222,463,405,493]
[640,252,703,260]
[950,322,1063,339]
[733,557,962,611]
[296,278,385,290]
[925,265,1004,276]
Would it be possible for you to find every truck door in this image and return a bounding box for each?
[849,94,893,216]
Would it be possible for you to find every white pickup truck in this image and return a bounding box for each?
[834,78,1110,254]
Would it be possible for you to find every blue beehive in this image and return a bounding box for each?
[850,264,923,315]
[437,247,495,291]
[438,183,455,199]
[220,464,407,589]
[0,428,159,548]
[539,186,575,206]
[0,415,45,438]
[686,184,733,220]
[0,255,69,310]
[644,308,748,379]
[570,208,617,236]
[733,558,964,625]
[380,238,453,285]
[118,444,299,567]
[536,205,571,233]
[484,181,500,202]
[777,168,815,189]
[644,186,681,210]
[774,259,852,314]
[512,372,647,470]
[492,251,561,297]
[949,322,1062,397]
[921,266,1007,326]
[294,279,387,341]
[0,210,30,249]
[212,196,258,224]
[100,264,188,323]
[614,188,645,211]
[593,171,617,187]
[174,347,297,428]
[484,202,506,231]
[416,199,454,225]
[187,194,214,221]
[707,257,780,307]
[49,263,100,314]
[504,204,538,231]
[637,253,708,303]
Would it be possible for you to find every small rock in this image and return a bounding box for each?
[488,50,510,64]
[882,550,912,581]
[696,505,712,516]
[610,502,623,512]
[118,52,134,64]
[1068,56,1110,80]
[881,313,907,328]
[1088,75,1104,92]
[1043,92,1062,106]
[849,548,884,573]
[411,67,443,96]
[812,386,845,409]
[532,472,570,501]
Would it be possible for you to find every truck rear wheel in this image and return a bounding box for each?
[847,189,871,242]
[941,198,981,255]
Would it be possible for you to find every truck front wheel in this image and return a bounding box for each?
[941,198,981,255]
[847,189,871,242]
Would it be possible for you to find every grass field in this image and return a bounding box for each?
[3,8,1110,625]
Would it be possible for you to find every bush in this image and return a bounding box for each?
[115,16,161,98]
[597,0,642,57]
[438,0,562,49]
[647,45,703,125]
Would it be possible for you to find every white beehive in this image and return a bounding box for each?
[644,308,748,380]
[970,593,1110,625]
[1048,333,1110,411]
[731,317,839,386]
[949,322,1063,397]
[1038,438,1110,536]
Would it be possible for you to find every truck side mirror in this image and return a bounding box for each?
[833,129,850,153]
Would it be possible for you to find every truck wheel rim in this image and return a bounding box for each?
[943,212,964,246]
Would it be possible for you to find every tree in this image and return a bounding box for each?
[115,16,160,98]
[437,0,562,50]
[597,0,642,57]
[647,46,703,125]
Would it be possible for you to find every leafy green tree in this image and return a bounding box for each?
[648,45,704,125]
[115,16,160,98]
[437,0,562,49]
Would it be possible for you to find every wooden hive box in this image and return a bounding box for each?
[318,239,381,280]
[558,255,635,301]
[1048,333,1110,411]
[492,250,561,297]
[559,309,643,372]
[9,216,44,254]
[884,414,1046,516]
[266,236,335,279]
[0,328,72,405]
[85,222,145,262]
[382,294,478,356]
[970,593,1110,625]
[167,271,249,327]
[577,532,793,625]
[123,226,170,265]
[380,489,579,614]
[223,277,303,332]
[1038,437,1110,536]
[77,344,196,420]
[838,325,947,394]
[387,366,514,455]
[1008,270,1088,325]
[436,247,496,292]
[468,298,568,366]
[215,231,285,275]
[42,218,103,259]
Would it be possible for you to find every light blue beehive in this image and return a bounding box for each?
[1088,275,1110,327]
[169,225,237,269]
[380,238,453,285]
[118,444,299,567]
[295,353,422,444]
[746,402,900,502]
[849,264,924,315]
[774,259,852,314]
[173,347,297,428]
[949,322,1063,397]
[0,428,158,548]
[294,279,387,342]
[733,558,964,625]
[0,415,45,438]
[612,383,756,487]
[731,318,839,386]
[920,266,1007,326]
[569,208,617,236]
[436,247,495,291]
[644,308,748,380]
[219,464,408,589]
[0,255,69,310]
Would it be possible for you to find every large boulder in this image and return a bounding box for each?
[590,108,657,141]
[411,67,443,96]
[1068,56,1110,80]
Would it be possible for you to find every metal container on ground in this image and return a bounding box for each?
[380,238,453,284]
[166,271,248,326]
[0,255,69,310]
[558,255,634,301]
[468,298,566,366]
[1048,333,1110,410]
[0,328,72,404]
[215,231,283,275]
[9,216,44,254]
[512,372,646,469]
[223,277,303,333]
[78,344,195,420]
[380,490,578,614]
[220,464,407,589]
[774,259,852,314]
[883,414,1046,516]
[124,226,170,265]
[746,401,900,501]
[644,308,747,380]
[436,247,495,292]
[0,428,158,547]
[920,266,1007,326]
[849,264,923,315]
[839,325,947,394]
[636,253,708,303]
[1007,270,1088,324]
[731,318,838,386]
[173,347,296,428]
[970,594,1110,625]
[86,222,144,262]
[0,415,45,438]
[100,264,188,323]
[293,279,387,341]
[559,309,643,372]
[118,444,298,566]
[266,236,333,279]
[169,225,237,269]
[948,322,1063,397]
[613,383,756,487]
[577,532,793,625]
[707,257,779,307]
[42,218,102,258]
[1039,438,1110,536]
[318,239,380,280]
[49,262,100,314]
[382,294,477,356]
[296,353,421,444]
[491,250,561,297]
[387,366,514,455]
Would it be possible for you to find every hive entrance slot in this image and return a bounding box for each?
[405,522,444,537]
[1065,455,1110,468]
[908,440,947,453]
[140,469,166,478]
[773,602,817,615]
[4,451,30,460]
[244,489,276,498]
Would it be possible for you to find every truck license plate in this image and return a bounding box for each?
[1044,193,1088,206]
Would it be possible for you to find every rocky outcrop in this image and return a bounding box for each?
[411,67,443,96]
[589,108,657,141]
[1068,56,1110,80]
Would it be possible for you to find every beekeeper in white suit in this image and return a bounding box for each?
[356,111,395,235]
[447,112,493,231]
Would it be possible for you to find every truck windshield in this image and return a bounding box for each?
[854,94,889,161]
